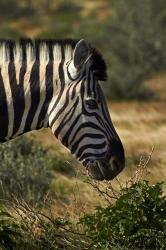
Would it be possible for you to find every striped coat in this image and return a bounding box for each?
[0,39,125,180]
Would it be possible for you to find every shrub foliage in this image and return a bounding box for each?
[0,204,21,250]
[1,180,166,249]
[106,0,166,99]
[0,137,53,205]
[81,181,166,249]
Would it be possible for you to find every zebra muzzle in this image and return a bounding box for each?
[86,161,104,181]
[87,158,123,181]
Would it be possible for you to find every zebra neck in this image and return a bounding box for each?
[0,60,54,142]
[0,42,75,142]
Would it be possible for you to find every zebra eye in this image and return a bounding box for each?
[85,98,98,109]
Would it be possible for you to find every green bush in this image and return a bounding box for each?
[56,0,82,13]
[105,0,166,100]
[0,137,53,205]
[49,152,75,176]
[81,181,166,249]
[0,25,22,39]
[1,180,166,249]
[0,204,21,250]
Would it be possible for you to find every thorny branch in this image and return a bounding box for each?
[3,196,88,248]
[126,146,154,187]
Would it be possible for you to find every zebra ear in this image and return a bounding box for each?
[73,39,90,70]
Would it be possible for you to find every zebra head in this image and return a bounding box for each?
[50,39,125,181]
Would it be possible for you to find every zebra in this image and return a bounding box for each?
[0,38,125,181]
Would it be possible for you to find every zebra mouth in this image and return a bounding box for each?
[86,158,123,181]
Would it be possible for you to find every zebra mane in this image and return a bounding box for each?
[0,39,107,81]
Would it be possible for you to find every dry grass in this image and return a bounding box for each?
[145,73,166,101]
[110,101,166,183]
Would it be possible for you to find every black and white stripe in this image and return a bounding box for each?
[0,38,125,181]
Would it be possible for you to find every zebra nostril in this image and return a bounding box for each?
[109,156,124,173]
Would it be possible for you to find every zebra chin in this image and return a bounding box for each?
[86,158,125,181]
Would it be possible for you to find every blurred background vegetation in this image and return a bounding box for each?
[0,0,166,249]
[0,0,166,100]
